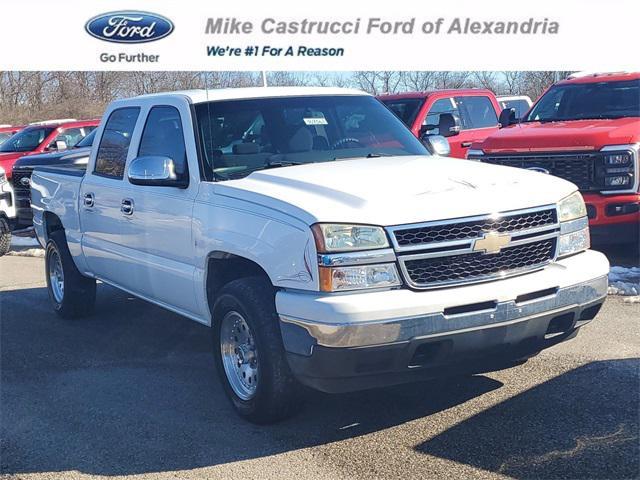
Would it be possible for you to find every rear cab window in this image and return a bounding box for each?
[94,108,140,179]
[455,96,498,129]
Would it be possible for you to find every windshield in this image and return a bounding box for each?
[380,98,424,127]
[0,132,14,145]
[195,95,429,181]
[525,79,640,122]
[0,127,54,153]
[76,128,97,148]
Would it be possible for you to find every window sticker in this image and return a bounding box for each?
[303,117,328,125]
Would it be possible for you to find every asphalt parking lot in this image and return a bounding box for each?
[1,254,639,480]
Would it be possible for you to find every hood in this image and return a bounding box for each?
[13,147,91,170]
[0,152,27,177]
[213,156,577,226]
[477,117,640,153]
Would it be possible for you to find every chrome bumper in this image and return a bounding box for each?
[280,275,607,351]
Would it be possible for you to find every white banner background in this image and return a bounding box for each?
[2,0,638,71]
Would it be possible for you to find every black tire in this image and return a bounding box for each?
[212,276,303,423]
[45,230,96,318]
[0,217,10,256]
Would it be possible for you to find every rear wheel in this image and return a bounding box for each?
[0,217,10,256]
[212,276,303,423]
[45,230,96,318]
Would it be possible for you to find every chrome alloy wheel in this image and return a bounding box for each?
[220,311,259,400]
[48,249,64,303]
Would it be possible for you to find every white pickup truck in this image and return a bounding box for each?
[31,87,609,423]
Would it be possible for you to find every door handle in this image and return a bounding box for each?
[121,198,134,216]
[83,193,94,208]
[461,142,473,148]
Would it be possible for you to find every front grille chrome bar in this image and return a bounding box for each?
[387,205,560,290]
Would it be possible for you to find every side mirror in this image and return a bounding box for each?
[499,108,517,128]
[422,134,451,157]
[128,155,188,188]
[438,113,461,138]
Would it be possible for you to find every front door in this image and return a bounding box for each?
[119,102,199,317]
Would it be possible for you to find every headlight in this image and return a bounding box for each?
[557,191,590,258]
[557,191,587,222]
[312,224,389,253]
[319,263,401,292]
[599,146,637,192]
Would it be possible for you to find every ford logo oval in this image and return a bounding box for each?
[19,176,31,187]
[85,11,174,44]
[527,166,550,175]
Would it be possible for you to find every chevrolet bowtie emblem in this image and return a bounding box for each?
[473,231,511,254]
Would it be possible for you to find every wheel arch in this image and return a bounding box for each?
[43,211,64,243]
[205,250,273,323]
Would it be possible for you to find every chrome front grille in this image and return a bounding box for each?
[403,239,555,287]
[11,168,32,197]
[393,208,556,247]
[388,206,559,289]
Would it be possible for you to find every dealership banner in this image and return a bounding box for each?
[1,0,638,71]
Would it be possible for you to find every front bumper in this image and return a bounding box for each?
[584,192,640,245]
[277,250,609,393]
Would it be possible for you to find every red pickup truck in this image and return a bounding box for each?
[467,72,640,245]
[0,119,99,179]
[379,89,502,158]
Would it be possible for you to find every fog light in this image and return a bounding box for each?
[604,175,631,187]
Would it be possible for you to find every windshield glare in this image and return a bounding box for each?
[525,79,640,122]
[0,127,54,153]
[195,95,429,180]
[380,98,424,127]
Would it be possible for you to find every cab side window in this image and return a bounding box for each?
[95,108,140,179]
[138,106,188,179]
[424,98,459,134]
[454,96,498,129]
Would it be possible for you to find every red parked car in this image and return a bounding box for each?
[379,89,502,158]
[468,72,640,245]
[0,119,99,179]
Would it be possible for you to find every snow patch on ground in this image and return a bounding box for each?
[608,266,640,297]
[6,247,45,258]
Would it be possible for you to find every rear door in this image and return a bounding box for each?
[453,95,499,157]
[118,100,200,316]
[80,107,141,287]
[422,94,499,158]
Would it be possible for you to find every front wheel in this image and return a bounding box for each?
[45,230,96,318]
[212,276,303,423]
[0,217,11,256]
